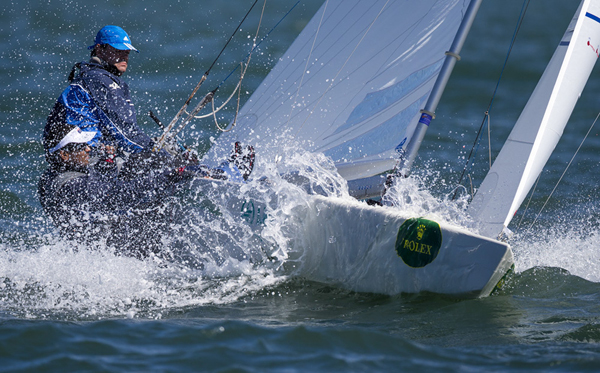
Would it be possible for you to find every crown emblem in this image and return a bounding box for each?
[416,224,426,240]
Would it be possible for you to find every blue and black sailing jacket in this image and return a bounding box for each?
[45,58,153,154]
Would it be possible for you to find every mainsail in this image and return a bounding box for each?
[468,0,600,238]
[206,0,474,196]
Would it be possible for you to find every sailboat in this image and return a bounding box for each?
[189,0,600,298]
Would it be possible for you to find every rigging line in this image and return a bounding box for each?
[294,0,391,137]
[194,67,244,119]
[515,173,541,231]
[451,111,486,200]
[194,32,261,121]
[487,112,492,168]
[212,63,244,132]
[177,58,246,133]
[211,0,268,132]
[285,0,329,129]
[170,0,270,138]
[206,0,260,75]
[154,0,260,150]
[527,111,600,233]
[451,0,531,199]
[484,0,531,119]
[215,0,302,91]
[169,0,300,140]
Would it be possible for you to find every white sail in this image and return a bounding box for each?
[206,0,472,185]
[468,0,600,238]
[192,0,517,298]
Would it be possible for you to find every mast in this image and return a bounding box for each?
[395,0,484,175]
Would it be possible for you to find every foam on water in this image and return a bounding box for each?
[0,141,355,318]
[0,211,286,319]
[383,168,473,227]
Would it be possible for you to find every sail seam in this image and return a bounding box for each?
[293,0,391,137]
[285,0,329,132]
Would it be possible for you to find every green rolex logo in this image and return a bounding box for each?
[395,217,442,268]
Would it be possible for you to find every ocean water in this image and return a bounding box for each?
[2,0,600,371]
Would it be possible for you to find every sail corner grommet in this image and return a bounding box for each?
[445,51,461,61]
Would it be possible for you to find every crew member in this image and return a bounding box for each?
[43,25,255,180]
[44,25,154,160]
[39,121,194,259]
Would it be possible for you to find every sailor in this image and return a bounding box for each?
[44,26,153,159]
[38,121,199,259]
[44,25,255,180]
[47,26,196,184]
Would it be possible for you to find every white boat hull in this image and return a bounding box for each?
[191,178,514,298]
[294,195,513,298]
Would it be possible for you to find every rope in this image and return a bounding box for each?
[210,62,244,131]
[515,173,540,230]
[527,111,600,232]
[209,0,267,132]
[452,0,531,200]
[487,112,492,168]
[214,0,301,91]
[193,62,246,120]
[191,0,301,132]
[154,0,260,150]
[205,0,260,75]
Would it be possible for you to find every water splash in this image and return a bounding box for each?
[0,197,286,320]
[382,170,473,227]
[511,217,600,283]
[3,138,600,319]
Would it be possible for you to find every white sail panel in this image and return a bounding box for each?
[468,0,600,238]
[206,0,470,181]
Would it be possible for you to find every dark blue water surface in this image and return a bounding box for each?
[3,0,600,371]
